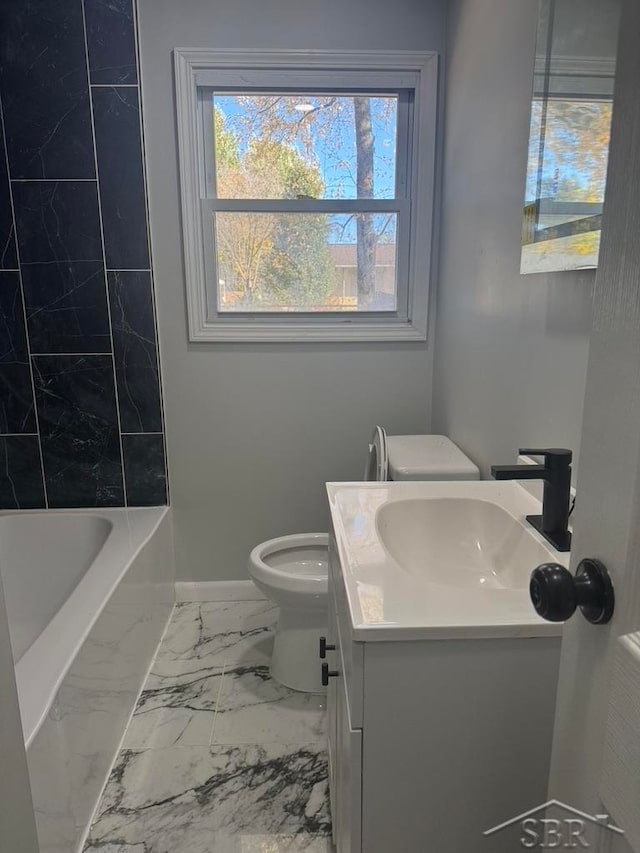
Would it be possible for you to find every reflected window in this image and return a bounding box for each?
[521,0,620,274]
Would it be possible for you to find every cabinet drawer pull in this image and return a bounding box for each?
[321,661,339,686]
[319,636,336,659]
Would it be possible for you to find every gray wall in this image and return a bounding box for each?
[433,0,593,479]
[138,0,444,581]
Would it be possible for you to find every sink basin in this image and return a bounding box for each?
[326,480,568,641]
[376,497,553,590]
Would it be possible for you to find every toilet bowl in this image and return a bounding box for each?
[249,429,479,693]
[248,532,328,693]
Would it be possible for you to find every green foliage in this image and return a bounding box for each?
[214,107,240,169]
[214,111,335,307]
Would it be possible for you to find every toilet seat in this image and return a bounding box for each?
[249,533,328,597]
[364,425,388,481]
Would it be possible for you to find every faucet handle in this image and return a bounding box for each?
[518,448,572,468]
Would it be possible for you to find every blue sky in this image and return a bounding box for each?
[214,94,398,202]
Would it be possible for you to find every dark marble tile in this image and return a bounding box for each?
[0,271,36,432]
[92,87,149,269]
[0,0,95,179]
[13,181,102,263]
[0,116,18,269]
[0,363,37,434]
[33,354,124,507]
[0,435,45,509]
[0,271,28,362]
[84,0,138,85]
[23,261,111,354]
[122,433,167,506]
[108,271,161,432]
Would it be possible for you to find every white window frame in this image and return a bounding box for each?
[173,49,438,343]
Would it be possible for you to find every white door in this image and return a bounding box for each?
[547,2,640,851]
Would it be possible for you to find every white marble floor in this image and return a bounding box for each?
[83,600,333,853]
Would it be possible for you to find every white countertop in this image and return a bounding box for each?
[326,480,567,642]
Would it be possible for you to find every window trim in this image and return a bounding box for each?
[173,49,438,342]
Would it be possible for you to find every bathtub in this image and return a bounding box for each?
[0,507,175,853]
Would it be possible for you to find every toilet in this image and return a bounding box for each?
[248,428,480,692]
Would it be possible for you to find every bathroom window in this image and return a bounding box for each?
[174,50,438,342]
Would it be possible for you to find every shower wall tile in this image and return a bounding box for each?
[22,261,111,354]
[108,271,162,432]
[0,0,95,179]
[0,119,18,270]
[92,87,149,269]
[0,436,46,509]
[0,364,37,435]
[0,272,36,434]
[0,1,167,509]
[33,355,125,508]
[123,433,167,506]
[84,0,138,85]
[0,271,29,363]
[13,181,103,264]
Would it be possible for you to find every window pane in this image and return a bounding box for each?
[215,212,397,312]
[537,99,612,206]
[522,97,612,273]
[213,94,398,200]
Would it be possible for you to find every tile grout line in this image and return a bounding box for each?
[80,0,129,508]
[10,178,97,183]
[31,352,113,357]
[209,662,226,747]
[78,599,180,851]
[0,95,49,509]
[132,0,171,503]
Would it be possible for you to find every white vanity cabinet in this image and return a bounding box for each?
[325,529,562,853]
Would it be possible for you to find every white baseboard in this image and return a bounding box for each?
[174,580,266,602]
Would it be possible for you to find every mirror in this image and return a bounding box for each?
[521,0,621,274]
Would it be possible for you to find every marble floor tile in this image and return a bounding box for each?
[223,836,333,852]
[85,600,333,851]
[84,742,331,853]
[84,838,332,853]
[212,664,326,745]
[122,662,224,750]
[156,601,279,668]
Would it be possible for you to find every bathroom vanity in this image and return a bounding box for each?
[324,481,564,853]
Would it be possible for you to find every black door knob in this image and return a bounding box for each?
[321,662,339,686]
[319,636,336,659]
[530,558,615,624]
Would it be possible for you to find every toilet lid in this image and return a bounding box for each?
[364,425,388,481]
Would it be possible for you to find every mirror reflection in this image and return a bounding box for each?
[521,0,621,274]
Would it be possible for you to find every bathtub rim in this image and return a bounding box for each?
[1,506,172,748]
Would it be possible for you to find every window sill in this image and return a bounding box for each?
[188,319,427,343]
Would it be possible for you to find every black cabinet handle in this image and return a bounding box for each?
[321,662,339,686]
[319,636,336,659]
[530,558,615,624]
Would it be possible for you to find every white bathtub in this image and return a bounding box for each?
[0,507,175,853]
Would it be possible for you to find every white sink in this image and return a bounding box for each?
[326,480,568,641]
[376,497,554,590]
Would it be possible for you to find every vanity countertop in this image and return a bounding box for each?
[326,480,567,642]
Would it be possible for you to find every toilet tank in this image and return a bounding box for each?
[386,435,480,481]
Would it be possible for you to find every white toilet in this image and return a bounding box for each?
[248,428,479,693]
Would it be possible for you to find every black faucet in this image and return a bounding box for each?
[490,448,572,552]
